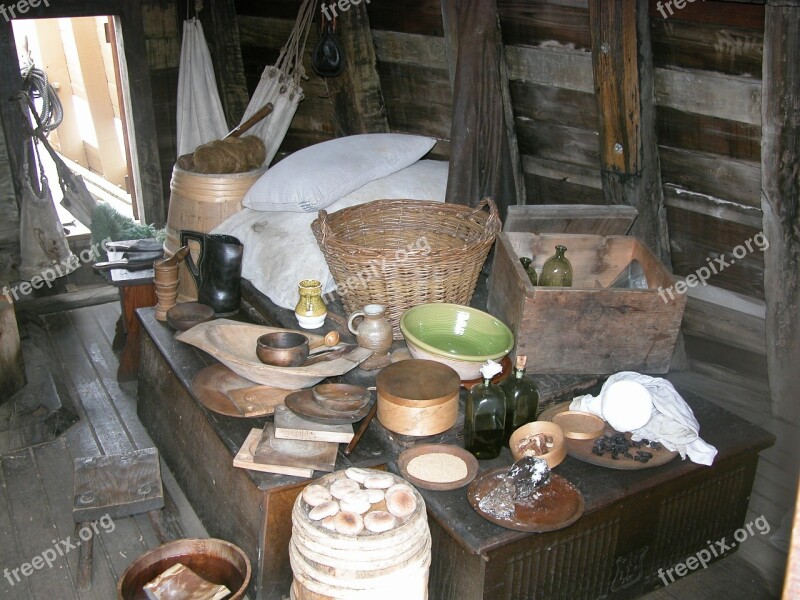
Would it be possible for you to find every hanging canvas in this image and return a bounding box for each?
[237,0,317,165]
[176,18,228,157]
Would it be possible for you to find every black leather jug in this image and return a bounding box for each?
[180,231,244,316]
[312,4,345,77]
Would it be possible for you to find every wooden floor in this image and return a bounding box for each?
[1,302,207,599]
[0,301,790,599]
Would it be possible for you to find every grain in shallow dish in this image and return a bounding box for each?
[406,453,469,483]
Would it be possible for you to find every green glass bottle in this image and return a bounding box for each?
[519,256,538,286]
[500,355,540,445]
[539,244,573,287]
[464,364,507,460]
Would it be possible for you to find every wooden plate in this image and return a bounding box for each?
[312,383,371,411]
[286,389,374,425]
[539,402,678,470]
[467,468,584,532]
[192,364,294,418]
[397,444,479,491]
[461,354,512,390]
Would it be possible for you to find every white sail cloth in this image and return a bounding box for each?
[176,18,228,157]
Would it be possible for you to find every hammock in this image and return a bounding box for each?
[236,0,317,165]
[176,18,228,156]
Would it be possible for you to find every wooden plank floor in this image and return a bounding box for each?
[1,302,207,599]
[0,302,787,599]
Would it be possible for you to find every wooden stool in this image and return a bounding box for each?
[72,448,165,591]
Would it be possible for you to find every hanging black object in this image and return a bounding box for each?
[312,3,345,77]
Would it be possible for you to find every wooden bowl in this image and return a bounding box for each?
[165,302,215,331]
[117,538,251,600]
[311,383,371,411]
[256,331,309,367]
[552,410,606,440]
[509,421,567,468]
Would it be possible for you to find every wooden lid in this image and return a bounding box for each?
[376,359,460,408]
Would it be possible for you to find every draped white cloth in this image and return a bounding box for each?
[176,18,228,157]
[570,372,718,466]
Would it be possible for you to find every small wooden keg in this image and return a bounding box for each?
[376,359,460,436]
[165,165,264,301]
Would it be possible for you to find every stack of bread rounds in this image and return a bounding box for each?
[297,468,422,536]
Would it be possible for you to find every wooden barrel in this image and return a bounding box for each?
[290,471,431,600]
[165,165,264,301]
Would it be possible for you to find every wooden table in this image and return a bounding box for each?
[136,302,774,600]
[101,251,157,381]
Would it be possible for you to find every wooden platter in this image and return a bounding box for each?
[191,364,293,418]
[467,468,584,532]
[285,389,374,425]
[176,319,372,388]
[397,444,479,491]
[539,402,678,470]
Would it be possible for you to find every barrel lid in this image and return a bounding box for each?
[376,359,460,407]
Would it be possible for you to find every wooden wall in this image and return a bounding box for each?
[0,118,19,283]
[647,1,768,385]
[499,0,603,206]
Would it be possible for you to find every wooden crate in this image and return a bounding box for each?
[487,232,686,374]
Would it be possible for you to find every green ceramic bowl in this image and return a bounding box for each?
[400,303,514,362]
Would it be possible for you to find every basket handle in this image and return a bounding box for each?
[316,210,331,240]
[467,197,501,235]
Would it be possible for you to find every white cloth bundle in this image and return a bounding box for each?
[176,18,228,156]
[570,372,718,465]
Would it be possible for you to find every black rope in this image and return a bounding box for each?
[20,59,63,133]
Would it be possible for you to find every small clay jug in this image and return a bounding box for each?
[295,279,327,329]
[347,304,393,355]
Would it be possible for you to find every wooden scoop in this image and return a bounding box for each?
[309,331,340,351]
[156,245,190,268]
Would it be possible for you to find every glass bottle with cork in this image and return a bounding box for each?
[500,355,540,445]
[464,360,507,459]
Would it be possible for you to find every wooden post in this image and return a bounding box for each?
[588,0,671,266]
[0,294,26,403]
[761,0,800,424]
[323,0,390,136]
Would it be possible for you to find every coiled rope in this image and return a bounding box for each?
[20,58,63,133]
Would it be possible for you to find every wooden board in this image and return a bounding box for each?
[273,405,354,444]
[503,204,637,235]
[232,427,314,478]
[72,447,164,522]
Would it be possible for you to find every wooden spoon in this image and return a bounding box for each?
[308,330,339,351]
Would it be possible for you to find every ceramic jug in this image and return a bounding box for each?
[295,279,327,329]
[180,231,243,316]
[347,304,393,355]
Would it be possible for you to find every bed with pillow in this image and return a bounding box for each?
[212,133,448,310]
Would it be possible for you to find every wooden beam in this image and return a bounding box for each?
[0,295,25,403]
[202,0,250,127]
[760,0,800,424]
[323,0,390,136]
[118,1,166,225]
[589,0,671,265]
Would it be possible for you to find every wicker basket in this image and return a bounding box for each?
[311,199,501,338]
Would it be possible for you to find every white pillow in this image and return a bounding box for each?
[242,133,436,212]
[214,160,449,309]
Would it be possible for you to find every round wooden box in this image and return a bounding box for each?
[376,359,460,436]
